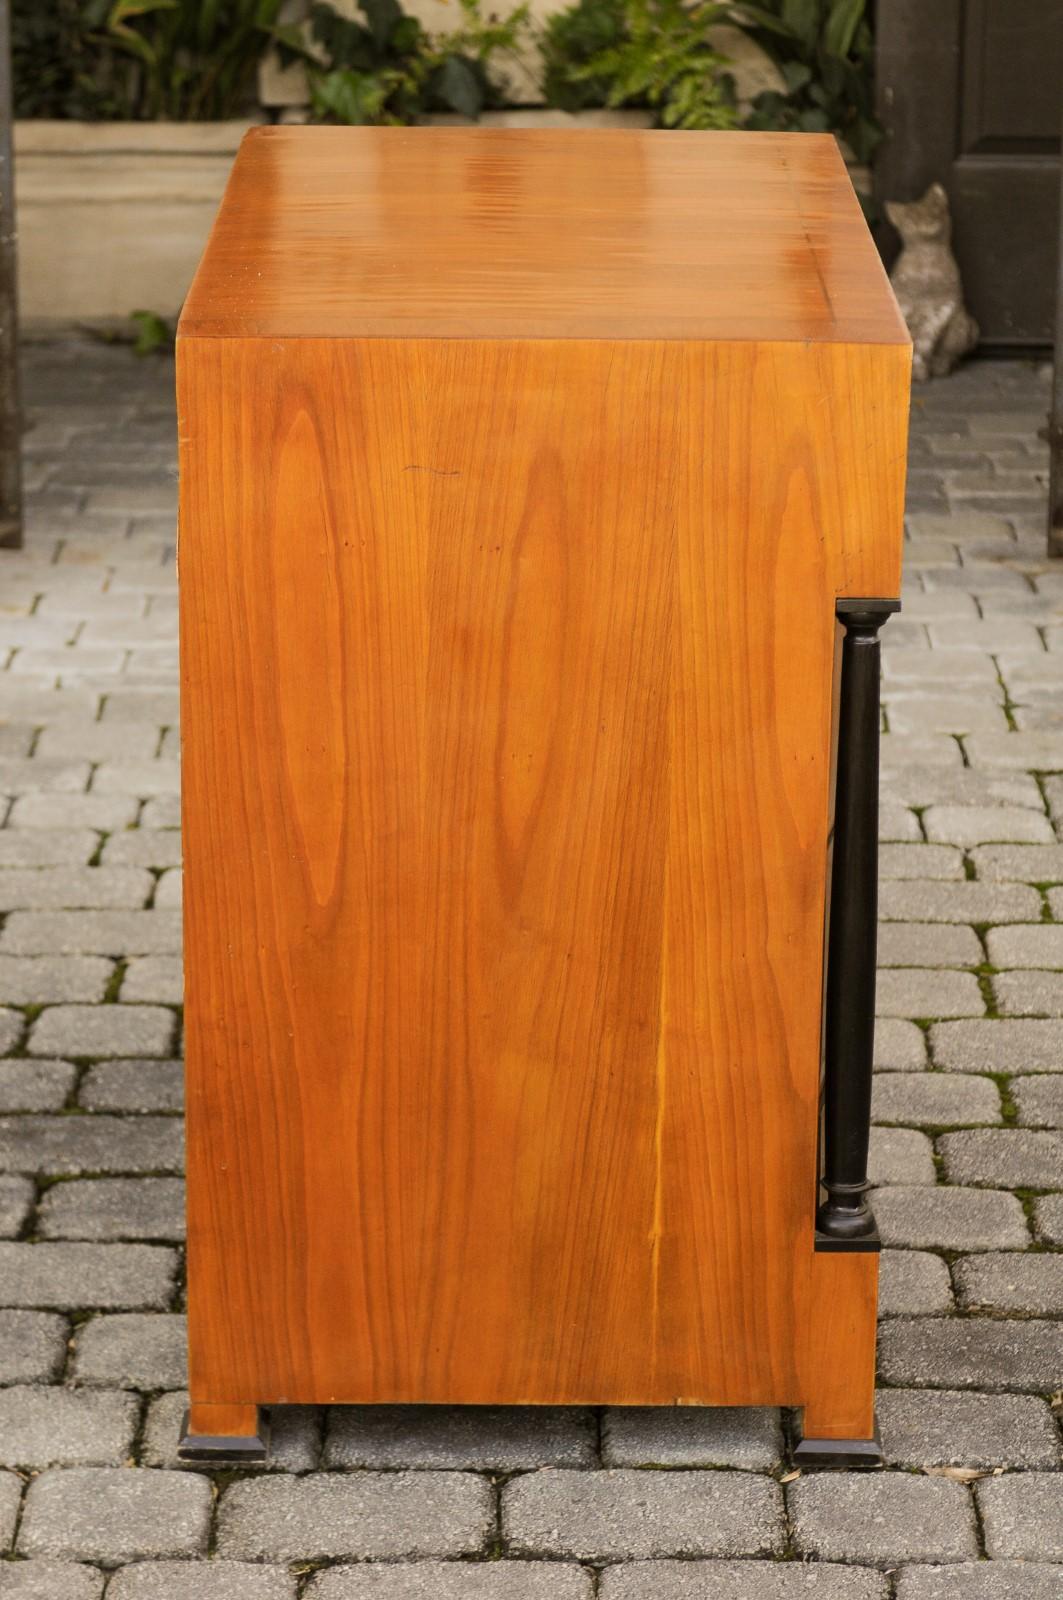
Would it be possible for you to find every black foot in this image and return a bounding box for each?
[794,1418,882,1468]
[177,1408,270,1462]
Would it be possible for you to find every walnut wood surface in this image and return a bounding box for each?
[179,129,909,1424]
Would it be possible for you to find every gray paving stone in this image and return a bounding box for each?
[967,733,1063,771]
[878,1250,953,1316]
[77,1060,183,1114]
[17,1468,210,1566]
[1049,886,1063,920]
[877,925,982,969]
[0,686,98,725]
[503,1468,782,1561]
[600,1406,781,1469]
[881,736,959,768]
[139,797,179,830]
[0,1561,106,1599]
[1035,1193,1063,1243]
[0,1242,175,1309]
[6,795,138,831]
[973,844,1063,882]
[0,1115,183,1174]
[977,1472,1063,1560]
[880,801,921,842]
[0,1059,77,1112]
[0,1386,139,1469]
[0,869,152,911]
[325,1405,595,1470]
[879,845,964,881]
[875,971,983,1020]
[217,1473,494,1562]
[38,1178,185,1241]
[0,1173,33,1236]
[100,689,179,725]
[100,831,181,868]
[879,882,1041,923]
[896,1566,1063,1600]
[954,1251,1063,1315]
[879,767,1043,811]
[0,911,182,957]
[0,759,91,795]
[34,724,160,763]
[988,924,1063,968]
[143,1393,320,1472]
[923,805,1055,845]
[91,763,179,798]
[930,1018,1063,1073]
[877,1388,1060,1468]
[939,1128,1063,1188]
[872,1073,1000,1127]
[869,1127,936,1185]
[28,1006,174,1060]
[72,1313,187,1390]
[0,830,98,867]
[875,1019,929,1071]
[0,1008,23,1054]
[0,1310,68,1383]
[107,1564,297,1600]
[307,1566,591,1600]
[120,957,182,1004]
[599,1566,888,1600]
[885,697,1007,736]
[790,1472,977,1564]
[0,958,113,1006]
[1017,1074,1063,1126]
[994,970,1063,1016]
[878,1317,1063,1391]
[152,870,181,909]
[872,1186,1028,1250]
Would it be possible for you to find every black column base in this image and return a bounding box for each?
[177,1408,270,1462]
[794,1418,882,1468]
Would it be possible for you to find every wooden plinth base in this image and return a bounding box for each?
[794,1418,883,1468]
[177,1404,270,1462]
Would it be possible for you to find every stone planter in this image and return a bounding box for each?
[14,120,258,326]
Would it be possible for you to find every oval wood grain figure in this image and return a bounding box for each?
[178,128,909,1444]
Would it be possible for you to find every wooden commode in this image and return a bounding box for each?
[176,126,910,1462]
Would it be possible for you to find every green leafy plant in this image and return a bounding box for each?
[541,0,737,129]
[13,0,283,121]
[130,308,175,354]
[273,0,529,126]
[733,0,879,161]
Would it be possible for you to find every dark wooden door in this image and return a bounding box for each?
[876,0,1063,346]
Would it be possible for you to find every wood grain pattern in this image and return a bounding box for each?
[180,126,910,346]
[179,129,909,1432]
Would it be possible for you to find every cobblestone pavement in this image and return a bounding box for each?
[0,339,1060,1595]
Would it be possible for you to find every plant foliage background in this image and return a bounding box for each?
[14,0,878,158]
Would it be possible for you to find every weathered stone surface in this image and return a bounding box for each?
[324,1406,595,1470]
[879,881,1040,924]
[107,1563,297,1599]
[72,1313,187,1390]
[0,868,152,911]
[988,924,1063,967]
[1034,1193,1063,1243]
[875,970,983,1020]
[78,1060,183,1114]
[994,969,1063,1016]
[875,1019,929,1071]
[896,1566,1063,1600]
[931,1018,1063,1073]
[308,1566,591,1600]
[939,1128,1063,1188]
[503,1469,783,1561]
[0,1561,106,1598]
[1,1469,23,1552]
[879,1317,1063,1391]
[877,1388,1060,1469]
[28,1006,175,1060]
[880,845,964,881]
[0,1310,67,1384]
[0,957,113,1005]
[0,1386,139,1469]
[872,1073,1000,1127]
[977,1472,1063,1560]
[0,1173,33,1236]
[873,1186,1028,1250]
[17,1468,211,1566]
[877,924,981,968]
[0,1115,183,1174]
[38,1178,185,1241]
[217,1474,494,1562]
[954,1252,1063,1315]
[0,1241,176,1310]
[878,1250,953,1316]
[600,1566,888,1600]
[0,911,182,957]
[601,1406,782,1469]
[922,804,1054,844]
[143,1392,320,1473]
[869,1127,936,1185]
[0,1059,77,1113]
[1012,1074,1063,1127]
[790,1472,977,1563]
